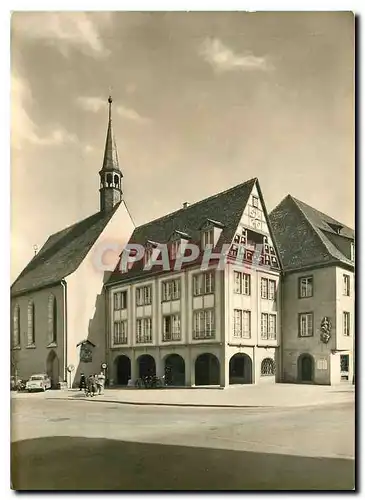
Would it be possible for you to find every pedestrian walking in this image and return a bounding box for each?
[97,371,105,395]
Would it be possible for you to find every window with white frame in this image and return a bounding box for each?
[343,312,350,336]
[261,313,277,340]
[343,274,350,296]
[234,271,251,295]
[136,285,152,306]
[13,304,20,348]
[193,309,215,339]
[252,195,259,208]
[162,279,181,301]
[203,229,214,247]
[193,272,215,296]
[27,300,35,346]
[233,309,251,338]
[299,276,313,298]
[114,291,127,310]
[299,312,314,337]
[162,314,181,341]
[136,317,152,343]
[261,278,268,299]
[268,314,277,339]
[350,242,354,261]
[113,320,128,345]
[268,280,276,301]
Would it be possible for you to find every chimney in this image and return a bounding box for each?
[183,202,190,209]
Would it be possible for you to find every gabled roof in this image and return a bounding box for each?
[107,178,257,284]
[269,195,354,272]
[11,204,120,296]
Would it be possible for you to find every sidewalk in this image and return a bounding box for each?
[46,383,355,409]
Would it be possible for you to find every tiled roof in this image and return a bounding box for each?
[107,178,257,284]
[269,195,354,272]
[11,205,120,296]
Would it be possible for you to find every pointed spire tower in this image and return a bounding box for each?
[99,96,123,211]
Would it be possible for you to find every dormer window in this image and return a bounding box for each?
[169,230,190,260]
[200,219,224,248]
[144,241,159,266]
[203,229,214,247]
[171,240,180,259]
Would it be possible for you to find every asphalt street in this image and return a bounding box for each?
[11,396,355,491]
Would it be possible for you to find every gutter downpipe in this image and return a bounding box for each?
[61,280,68,386]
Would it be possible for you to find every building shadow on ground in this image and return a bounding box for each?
[11,436,355,491]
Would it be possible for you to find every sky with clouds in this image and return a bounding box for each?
[11,11,354,282]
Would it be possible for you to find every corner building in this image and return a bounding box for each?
[106,178,283,387]
[270,196,355,385]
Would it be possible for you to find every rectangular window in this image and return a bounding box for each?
[113,291,127,310]
[343,275,350,296]
[193,272,215,296]
[136,317,152,343]
[268,280,276,301]
[234,309,251,338]
[343,312,350,336]
[299,312,314,337]
[268,315,277,340]
[252,195,259,208]
[261,313,268,340]
[350,242,354,261]
[193,309,215,339]
[261,278,268,299]
[163,314,181,341]
[233,271,251,295]
[136,285,152,306]
[162,279,181,301]
[299,276,313,298]
[113,320,128,345]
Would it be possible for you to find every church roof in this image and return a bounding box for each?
[269,195,354,272]
[11,204,120,296]
[107,177,258,284]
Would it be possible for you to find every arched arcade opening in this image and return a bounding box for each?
[229,353,253,384]
[195,353,220,386]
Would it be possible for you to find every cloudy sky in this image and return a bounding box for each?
[11,11,354,281]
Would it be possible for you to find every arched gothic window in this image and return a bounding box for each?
[261,358,275,376]
[13,304,20,347]
[27,301,35,346]
[48,295,57,344]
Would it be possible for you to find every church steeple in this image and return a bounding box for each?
[99,96,123,212]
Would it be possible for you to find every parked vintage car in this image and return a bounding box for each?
[26,374,52,392]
